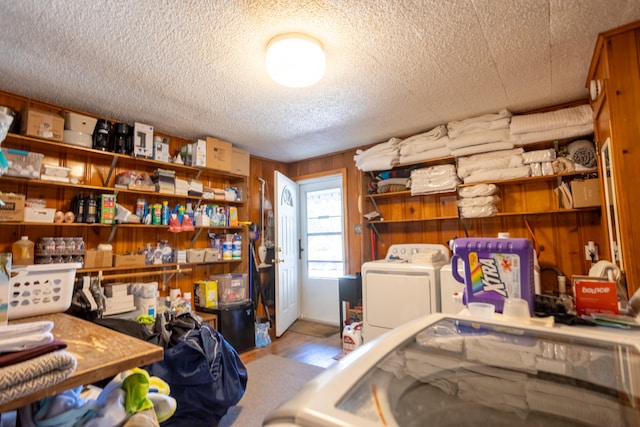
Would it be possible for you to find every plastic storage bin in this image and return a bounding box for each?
[1,148,43,179]
[210,273,248,305]
[8,262,81,319]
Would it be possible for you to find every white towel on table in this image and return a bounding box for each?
[0,321,54,353]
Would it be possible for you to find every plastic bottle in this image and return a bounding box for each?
[232,233,242,259]
[12,236,35,265]
[185,199,194,221]
[85,193,97,224]
[161,201,170,226]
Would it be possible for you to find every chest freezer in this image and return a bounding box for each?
[264,313,640,427]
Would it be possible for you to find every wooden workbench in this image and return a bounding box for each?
[0,313,163,413]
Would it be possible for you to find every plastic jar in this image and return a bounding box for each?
[12,236,35,265]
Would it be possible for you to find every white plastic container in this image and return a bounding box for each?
[64,111,97,134]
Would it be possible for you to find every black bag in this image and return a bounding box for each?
[145,322,248,426]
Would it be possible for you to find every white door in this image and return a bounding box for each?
[298,174,344,324]
[274,171,300,337]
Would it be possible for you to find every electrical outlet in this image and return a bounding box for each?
[584,245,599,261]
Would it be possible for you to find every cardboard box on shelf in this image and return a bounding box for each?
[153,136,170,162]
[194,280,218,308]
[204,137,232,171]
[113,254,146,268]
[84,249,113,268]
[571,179,601,208]
[133,122,154,159]
[231,147,250,176]
[0,193,25,222]
[21,106,64,142]
[193,139,207,167]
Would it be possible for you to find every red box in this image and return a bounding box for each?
[573,276,618,315]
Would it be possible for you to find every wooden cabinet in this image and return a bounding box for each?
[587,20,640,297]
[0,89,248,301]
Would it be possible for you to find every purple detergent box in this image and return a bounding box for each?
[451,237,535,315]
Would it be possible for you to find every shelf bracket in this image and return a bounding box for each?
[190,228,204,248]
[107,224,119,244]
[104,156,119,187]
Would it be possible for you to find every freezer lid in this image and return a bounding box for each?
[264,313,640,427]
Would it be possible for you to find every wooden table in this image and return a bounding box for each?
[0,313,164,413]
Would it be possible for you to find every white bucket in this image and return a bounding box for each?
[135,296,156,317]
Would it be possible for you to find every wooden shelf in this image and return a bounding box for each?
[366,189,457,199]
[77,259,243,275]
[457,169,598,188]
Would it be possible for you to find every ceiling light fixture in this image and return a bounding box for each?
[265,33,326,88]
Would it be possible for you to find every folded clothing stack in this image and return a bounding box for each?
[446,109,513,157]
[456,148,528,184]
[457,183,499,218]
[522,148,556,177]
[410,164,459,196]
[369,169,412,194]
[398,125,451,164]
[353,137,400,172]
[509,104,593,145]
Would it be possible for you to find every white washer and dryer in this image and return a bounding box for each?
[361,243,449,343]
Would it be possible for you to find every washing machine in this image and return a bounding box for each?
[264,313,640,426]
[360,243,449,343]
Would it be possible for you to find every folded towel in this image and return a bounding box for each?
[463,165,530,184]
[398,146,452,164]
[567,139,597,168]
[450,141,515,157]
[448,117,511,139]
[447,109,512,134]
[509,123,593,145]
[0,350,77,405]
[510,104,592,135]
[458,183,498,198]
[446,128,511,151]
[0,321,54,353]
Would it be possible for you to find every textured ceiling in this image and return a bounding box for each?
[1,1,640,162]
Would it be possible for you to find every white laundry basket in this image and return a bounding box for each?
[8,263,81,320]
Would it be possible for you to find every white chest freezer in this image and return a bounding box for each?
[264,313,640,427]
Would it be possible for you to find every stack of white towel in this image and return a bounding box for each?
[457,183,500,218]
[509,104,593,145]
[456,148,528,184]
[398,125,451,164]
[410,164,459,196]
[353,137,401,172]
[522,148,556,176]
[446,109,514,157]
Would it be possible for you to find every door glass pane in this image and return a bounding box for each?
[306,186,344,278]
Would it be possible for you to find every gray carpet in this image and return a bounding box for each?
[218,354,325,427]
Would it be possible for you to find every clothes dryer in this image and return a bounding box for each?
[360,244,449,343]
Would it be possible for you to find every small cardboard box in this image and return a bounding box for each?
[571,179,601,208]
[194,280,218,308]
[205,137,232,171]
[21,106,64,142]
[84,249,113,268]
[231,147,250,176]
[193,139,207,167]
[133,122,154,159]
[113,254,146,268]
[573,275,618,315]
[0,193,25,222]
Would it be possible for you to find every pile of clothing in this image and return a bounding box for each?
[368,169,411,194]
[509,104,593,145]
[446,109,513,157]
[457,184,500,218]
[410,164,459,196]
[353,137,400,172]
[398,125,451,164]
[0,320,76,406]
[456,148,528,184]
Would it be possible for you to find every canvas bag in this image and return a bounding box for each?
[145,322,248,426]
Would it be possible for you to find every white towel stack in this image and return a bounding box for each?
[411,250,447,266]
[509,104,594,145]
[446,109,514,157]
[410,164,459,195]
[522,148,556,176]
[398,125,452,164]
[353,137,401,172]
[456,148,525,183]
[457,183,500,218]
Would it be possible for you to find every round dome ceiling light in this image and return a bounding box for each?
[265,33,326,88]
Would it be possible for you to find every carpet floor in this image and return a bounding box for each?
[217,354,325,427]
[287,319,341,338]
